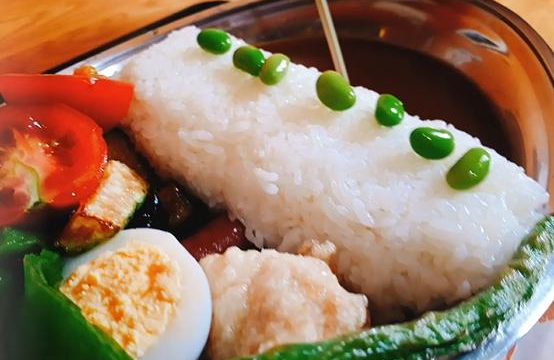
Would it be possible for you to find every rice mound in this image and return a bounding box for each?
[121,26,549,316]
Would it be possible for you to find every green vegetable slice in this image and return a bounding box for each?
[22,250,132,360]
[0,228,40,360]
[0,228,42,258]
[0,266,13,319]
[0,265,20,360]
[57,160,148,254]
[241,216,554,360]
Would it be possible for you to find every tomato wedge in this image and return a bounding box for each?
[0,74,133,131]
[0,187,30,227]
[0,104,107,226]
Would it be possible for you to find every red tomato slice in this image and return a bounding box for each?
[0,104,107,219]
[0,74,134,131]
[0,187,29,227]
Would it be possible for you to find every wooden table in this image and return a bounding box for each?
[0,0,551,74]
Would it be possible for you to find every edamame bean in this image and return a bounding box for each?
[446,148,491,190]
[197,29,232,55]
[375,94,404,127]
[316,71,356,111]
[410,127,455,160]
[260,54,290,85]
[233,46,266,76]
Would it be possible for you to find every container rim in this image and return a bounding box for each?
[51,0,554,88]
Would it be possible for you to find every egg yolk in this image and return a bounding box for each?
[60,241,182,359]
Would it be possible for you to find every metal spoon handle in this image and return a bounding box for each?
[315,0,349,83]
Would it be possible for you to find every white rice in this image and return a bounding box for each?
[120,26,549,316]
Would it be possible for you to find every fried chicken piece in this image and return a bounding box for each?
[200,247,368,360]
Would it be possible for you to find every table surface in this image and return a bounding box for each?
[0,0,552,74]
[0,1,552,359]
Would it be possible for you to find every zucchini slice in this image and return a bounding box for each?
[241,216,554,360]
[57,160,147,253]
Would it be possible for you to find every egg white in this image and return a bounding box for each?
[63,228,212,360]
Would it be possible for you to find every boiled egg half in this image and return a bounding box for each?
[61,228,212,360]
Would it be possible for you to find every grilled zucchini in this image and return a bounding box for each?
[57,160,147,253]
